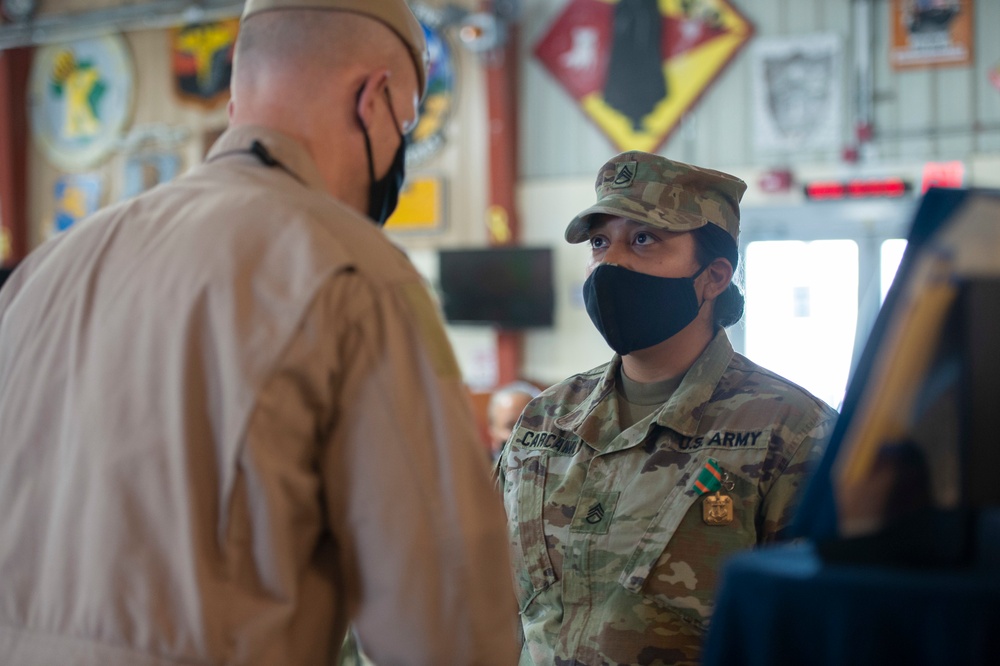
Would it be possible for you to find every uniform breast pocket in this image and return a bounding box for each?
[622,443,768,627]
[502,451,557,611]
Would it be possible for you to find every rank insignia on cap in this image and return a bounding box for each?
[693,458,724,496]
[611,160,637,188]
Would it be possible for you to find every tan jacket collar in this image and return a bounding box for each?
[207,125,330,194]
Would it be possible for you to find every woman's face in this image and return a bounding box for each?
[586,215,701,279]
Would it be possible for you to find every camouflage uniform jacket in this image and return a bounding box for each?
[498,330,837,666]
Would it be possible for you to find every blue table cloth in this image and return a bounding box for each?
[702,542,1000,666]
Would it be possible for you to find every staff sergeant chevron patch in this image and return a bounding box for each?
[612,160,637,188]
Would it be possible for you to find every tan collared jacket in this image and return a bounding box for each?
[0,126,518,665]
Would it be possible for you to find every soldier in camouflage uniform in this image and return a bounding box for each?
[497,152,838,666]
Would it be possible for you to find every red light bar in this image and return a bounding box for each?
[804,178,910,200]
[805,181,847,200]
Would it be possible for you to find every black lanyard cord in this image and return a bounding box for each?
[208,140,307,187]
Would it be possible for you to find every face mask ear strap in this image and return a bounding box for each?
[357,82,377,186]
[382,87,404,139]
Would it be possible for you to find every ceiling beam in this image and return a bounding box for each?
[0,1,244,50]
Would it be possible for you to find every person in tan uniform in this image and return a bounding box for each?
[497,152,838,665]
[0,1,518,664]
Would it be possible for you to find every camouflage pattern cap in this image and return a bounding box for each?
[241,0,429,98]
[565,151,747,244]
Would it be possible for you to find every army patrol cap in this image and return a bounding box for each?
[242,0,429,98]
[565,151,747,244]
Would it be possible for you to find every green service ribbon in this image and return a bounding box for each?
[693,458,723,496]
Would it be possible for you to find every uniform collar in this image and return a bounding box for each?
[206,125,329,193]
[554,357,621,449]
[654,329,734,437]
[555,329,735,448]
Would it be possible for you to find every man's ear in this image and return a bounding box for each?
[355,69,391,131]
[702,257,734,301]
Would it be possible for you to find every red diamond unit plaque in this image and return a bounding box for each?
[534,0,755,152]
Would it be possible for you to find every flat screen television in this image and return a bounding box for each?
[437,246,554,329]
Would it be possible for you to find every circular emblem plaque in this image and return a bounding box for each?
[29,34,134,171]
[407,6,456,166]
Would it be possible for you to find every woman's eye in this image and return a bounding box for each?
[634,232,652,245]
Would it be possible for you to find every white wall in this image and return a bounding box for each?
[517,177,610,385]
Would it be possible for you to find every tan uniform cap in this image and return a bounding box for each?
[565,151,747,244]
[242,0,429,98]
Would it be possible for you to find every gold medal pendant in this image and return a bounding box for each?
[703,490,734,526]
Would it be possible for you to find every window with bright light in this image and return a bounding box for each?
[881,239,908,304]
[744,240,859,410]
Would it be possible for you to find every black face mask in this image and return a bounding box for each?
[360,87,407,226]
[583,263,707,356]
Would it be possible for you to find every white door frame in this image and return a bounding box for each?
[733,198,919,375]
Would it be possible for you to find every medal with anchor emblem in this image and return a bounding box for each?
[693,458,735,526]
